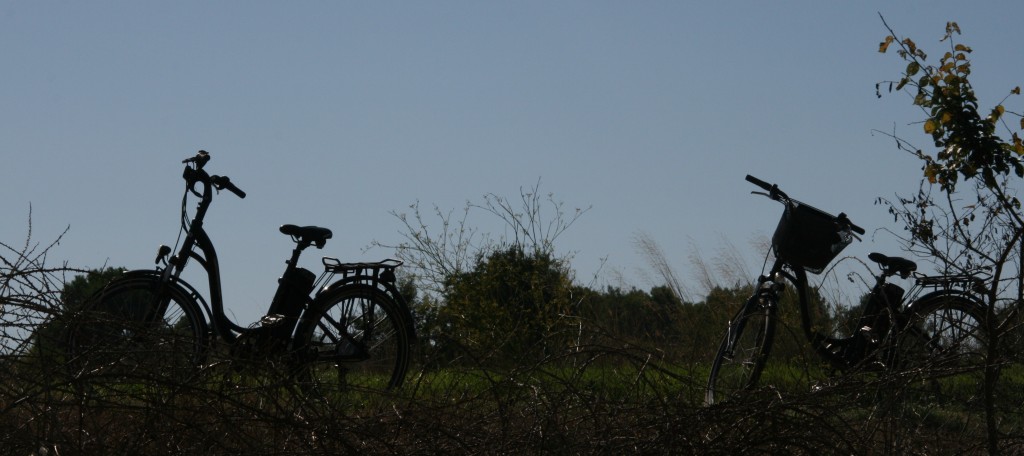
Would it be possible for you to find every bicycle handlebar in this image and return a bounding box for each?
[745,174,787,200]
[182,150,246,199]
[745,174,865,235]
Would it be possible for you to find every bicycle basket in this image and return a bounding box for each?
[772,201,852,274]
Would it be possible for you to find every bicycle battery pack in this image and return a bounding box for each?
[858,283,904,337]
[267,267,316,322]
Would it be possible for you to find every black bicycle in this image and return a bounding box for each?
[704,175,987,406]
[65,150,415,391]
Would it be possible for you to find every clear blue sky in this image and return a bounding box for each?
[3,2,1023,324]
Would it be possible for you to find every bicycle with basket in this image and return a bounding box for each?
[704,175,988,405]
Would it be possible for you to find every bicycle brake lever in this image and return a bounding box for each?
[182,150,211,168]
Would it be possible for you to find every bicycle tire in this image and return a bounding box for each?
[705,294,777,406]
[294,284,411,392]
[65,275,209,381]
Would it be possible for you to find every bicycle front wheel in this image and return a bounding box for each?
[705,295,776,406]
[65,275,209,382]
[295,284,412,392]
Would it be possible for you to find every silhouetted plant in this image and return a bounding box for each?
[878,17,1024,453]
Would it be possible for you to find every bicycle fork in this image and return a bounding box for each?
[723,277,781,358]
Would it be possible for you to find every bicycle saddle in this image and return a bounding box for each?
[280,224,333,248]
[868,252,917,277]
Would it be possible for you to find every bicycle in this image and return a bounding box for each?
[704,175,988,406]
[64,150,416,392]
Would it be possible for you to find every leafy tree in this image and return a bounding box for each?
[29,267,125,363]
[376,181,589,365]
[435,245,574,364]
[61,267,126,310]
[573,285,687,356]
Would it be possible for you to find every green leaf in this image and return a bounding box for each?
[906,61,921,76]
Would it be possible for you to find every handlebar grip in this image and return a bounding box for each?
[226,184,246,199]
[745,175,773,192]
[837,212,866,235]
[211,175,246,198]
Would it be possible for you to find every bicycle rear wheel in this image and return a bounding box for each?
[65,276,208,382]
[295,284,411,392]
[885,292,986,401]
[705,294,776,406]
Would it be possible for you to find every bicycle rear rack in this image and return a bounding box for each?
[916,272,987,294]
[319,257,402,285]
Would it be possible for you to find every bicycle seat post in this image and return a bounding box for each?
[285,240,310,268]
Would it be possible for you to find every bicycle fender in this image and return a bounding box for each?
[906,289,985,315]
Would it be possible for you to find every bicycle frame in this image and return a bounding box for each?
[155,162,250,342]
[160,214,247,341]
[744,259,837,361]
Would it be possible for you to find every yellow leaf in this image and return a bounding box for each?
[991,105,1006,123]
[924,119,938,134]
[941,112,953,124]
[903,38,917,54]
[879,35,894,53]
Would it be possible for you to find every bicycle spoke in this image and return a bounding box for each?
[296,286,410,391]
